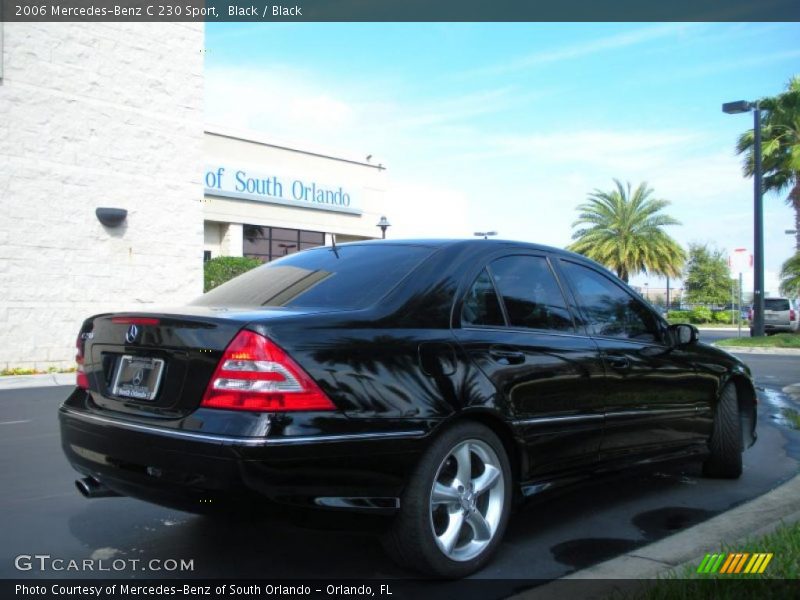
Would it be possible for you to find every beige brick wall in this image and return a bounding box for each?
[0,23,205,370]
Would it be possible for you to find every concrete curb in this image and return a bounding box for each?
[512,474,800,599]
[0,373,74,390]
[783,384,800,402]
[711,346,800,355]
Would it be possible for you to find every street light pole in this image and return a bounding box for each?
[723,99,765,337]
[376,216,391,239]
[752,102,765,337]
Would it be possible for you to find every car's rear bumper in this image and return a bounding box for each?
[59,396,427,514]
[764,323,796,333]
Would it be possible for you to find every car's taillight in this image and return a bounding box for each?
[75,334,89,390]
[201,330,336,412]
[791,309,796,322]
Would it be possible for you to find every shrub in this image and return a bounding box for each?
[714,310,739,325]
[713,311,734,324]
[203,256,263,292]
[689,306,713,324]
[667,310,691,323]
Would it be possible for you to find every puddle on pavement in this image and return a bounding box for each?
[633,506,713,541]
[760,388,800,430]
[550,538,640,569]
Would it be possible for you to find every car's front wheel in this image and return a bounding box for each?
[703,383,743,478]
[383,422,512,577]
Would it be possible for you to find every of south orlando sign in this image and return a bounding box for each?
[204,165,361,215]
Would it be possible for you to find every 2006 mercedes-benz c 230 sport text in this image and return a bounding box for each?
[60,239,757,577]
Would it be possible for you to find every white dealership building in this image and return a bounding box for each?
[0,23,387,370]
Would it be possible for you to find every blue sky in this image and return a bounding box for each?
[205,23,800,294]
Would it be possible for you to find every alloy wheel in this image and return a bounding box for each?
[428,439,505,561]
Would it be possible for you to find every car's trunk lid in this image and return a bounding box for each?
[79,307,321,418]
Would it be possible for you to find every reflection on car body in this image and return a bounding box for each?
[59,239,757,577]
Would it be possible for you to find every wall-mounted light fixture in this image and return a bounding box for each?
[95,207,128,227]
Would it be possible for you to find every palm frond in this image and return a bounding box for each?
[568,180,684,281]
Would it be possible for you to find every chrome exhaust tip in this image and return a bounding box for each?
[75,477,120,498]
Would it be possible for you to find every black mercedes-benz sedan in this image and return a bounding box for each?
[60,239,757,577]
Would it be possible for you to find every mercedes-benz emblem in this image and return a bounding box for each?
[125,324,139,344]
[132,369,145,386]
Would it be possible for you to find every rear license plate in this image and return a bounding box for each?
[111,355,165,401]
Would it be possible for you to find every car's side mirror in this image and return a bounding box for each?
[669,323,699,346]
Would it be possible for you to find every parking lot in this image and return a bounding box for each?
[1,348,798,589]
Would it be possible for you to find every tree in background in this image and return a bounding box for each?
[684,243,733,305]
[736,76,800,251]
[568,179,686,282]
[779,253,800,298]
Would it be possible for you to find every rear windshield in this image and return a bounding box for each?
[192,244,436,310]
[765,299,791,311]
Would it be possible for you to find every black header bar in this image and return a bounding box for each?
[2,0,800,22]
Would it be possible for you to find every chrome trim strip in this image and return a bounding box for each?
[606,408,701,420]
[513,414,603,426]
[314,497,401,510]
[61,408,271,446]
[261,431,426,445]
[513,406,706,427]
[60,408,425,446]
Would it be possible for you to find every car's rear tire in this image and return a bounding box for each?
[382,422,512,578]
[703,383,743,479]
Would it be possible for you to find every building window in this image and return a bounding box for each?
[203,250,212,263]
[243,225,325,262]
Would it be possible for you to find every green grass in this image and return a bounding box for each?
[1,366,76,376]
[694,323,747,328]
[716,333,800,348]
[781,408,800,430]
[614,521,800,599]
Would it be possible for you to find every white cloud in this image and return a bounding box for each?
[385,181,472,239]
[463,24,700,78]
[470,130,701,172]
[204,62,797,284]
[660,49,800,81]
[205,67,371,150]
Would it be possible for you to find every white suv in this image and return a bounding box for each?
[749,297,798,335]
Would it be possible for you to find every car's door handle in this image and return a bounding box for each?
[606,356,630,370]
[489,346,525,365]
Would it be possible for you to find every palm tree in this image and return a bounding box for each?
[779,253,800,298]
[568,179,686,283]
[736,76,800,250]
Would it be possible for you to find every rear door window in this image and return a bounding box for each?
[462,269,506,327]
[488,255,574,332]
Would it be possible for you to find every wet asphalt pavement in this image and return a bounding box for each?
[1,337,798,588]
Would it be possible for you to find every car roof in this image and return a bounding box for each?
[329,238,610,275]
[335,238,582,258]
